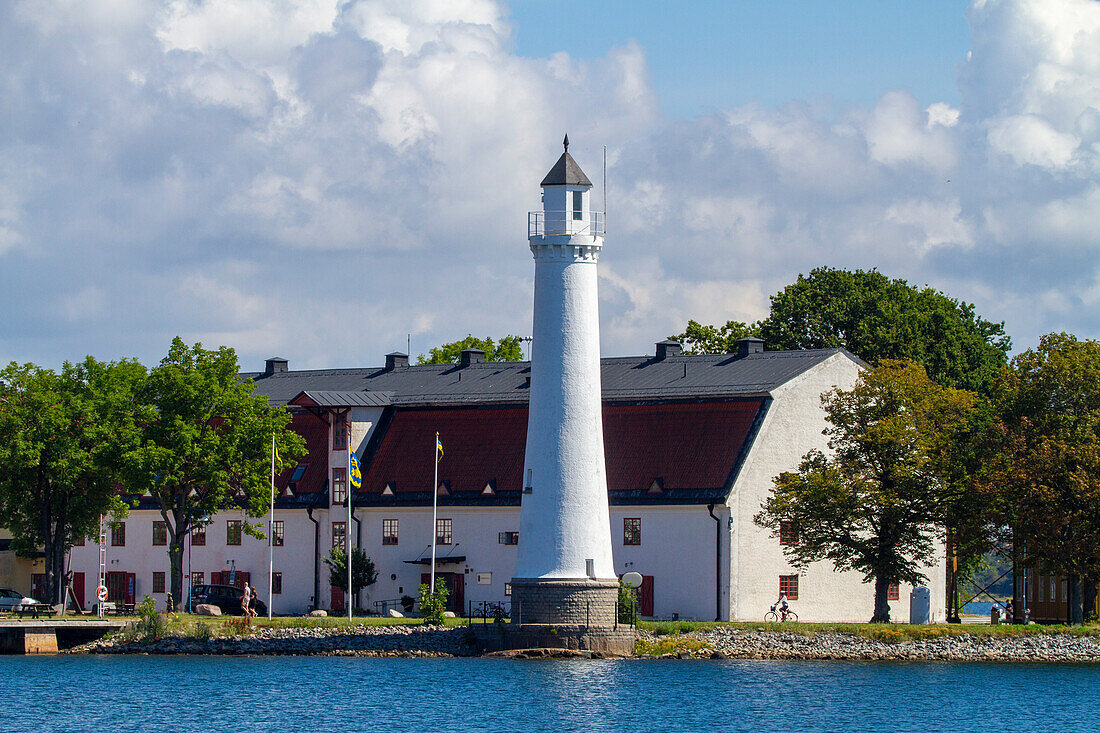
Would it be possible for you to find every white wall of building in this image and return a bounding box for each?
[727,353,947,623]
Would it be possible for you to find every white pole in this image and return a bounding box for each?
[430,431,439,602]
[268,433,275,620]
[347,419,352,621]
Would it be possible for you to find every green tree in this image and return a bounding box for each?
[991,333,1100,624]
[673,267,1011,394]
[0,357,142,605]
[755,359,976,622]
[417,578,450,625]
[417,335,525,364]
[668,320,758,355]
[324,547,379,606]
[120,338,305,605]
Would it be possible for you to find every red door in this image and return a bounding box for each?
[421,573,464,614]
[31,573,46,602]
[331,586,345,612]
[106,572,127,603]
[72,572,85,612]
[235,571,250,590]
[639,575,654,617]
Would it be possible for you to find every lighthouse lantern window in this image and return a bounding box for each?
[572,190,583,220]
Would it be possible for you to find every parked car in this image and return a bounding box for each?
[0,588,40,612]
[189,584,267,616]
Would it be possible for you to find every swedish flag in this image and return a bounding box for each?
[436,436,444,461]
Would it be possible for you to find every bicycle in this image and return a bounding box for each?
[764,605,798,622]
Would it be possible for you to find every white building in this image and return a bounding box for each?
[68,341,945,622]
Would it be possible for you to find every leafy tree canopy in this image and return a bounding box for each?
[324,547,379,599]
[990,332,1100,622]
[671,267,1011,395]
[120,337,306,602]
[0,357,142,604]
[417,335,525,365]
[755,359,976,622]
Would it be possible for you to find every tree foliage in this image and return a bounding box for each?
[755,359,976,622]
[120,338,305,604]
[417,335,525,365]
[990,333,1100,623]
[671,267,1011,395]
[0,357,141,604]
[418,578,450,625]
[324,547,379,601]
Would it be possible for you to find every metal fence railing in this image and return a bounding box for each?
[528,210,605,237]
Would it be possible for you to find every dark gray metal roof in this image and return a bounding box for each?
[246,349,858,407]
[296,390,393,408]
[540,151,593,187]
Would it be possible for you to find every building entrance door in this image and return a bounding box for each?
[421,572,464,614]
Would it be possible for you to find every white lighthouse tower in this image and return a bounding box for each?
[510,137,624,639]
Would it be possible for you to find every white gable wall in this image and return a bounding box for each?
[727,352,946,622]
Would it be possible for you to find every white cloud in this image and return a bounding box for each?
[1,0,1100,371]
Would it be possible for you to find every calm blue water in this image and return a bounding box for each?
[6,656,1099,732]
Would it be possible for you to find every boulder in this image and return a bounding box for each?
[310,609,328,617]
[195,604,221,617]
[387,609,404,618]
[443,611,456,618]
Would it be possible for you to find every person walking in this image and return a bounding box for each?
[241,582,254,624]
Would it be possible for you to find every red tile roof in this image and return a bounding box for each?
[275,412,330,496]
[358,400,764,505]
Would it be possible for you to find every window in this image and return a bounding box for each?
[332,468,347,505]
[333,422,347,450]
[191,572,204,587]
[152,521,167,546]
[73,534,85,547]
[382,519,399,545]
[504,583,512,597]
[1038,575,1046,602]
[498,531,519,546]
[887,583,900,601]
[779,520,799,546]
[290,464,307,482]
[623,518,641,546]
[779,574,799,600]
[111,522,126,547]
[152,572,165,594]
[332,521,346,549]
[436,518,452,546]
[271,520,284,547]
[572,190,583,220]
[192,524,206,546]
[227,520,242,546]
[272,572,282,595]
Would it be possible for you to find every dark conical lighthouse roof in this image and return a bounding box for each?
[540,134,593,187]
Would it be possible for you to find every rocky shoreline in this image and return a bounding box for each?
[67,622,1100,662]
[638,627,1100,662]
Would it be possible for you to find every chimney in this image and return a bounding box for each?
[459,348,486,367]
[264,357,288,376]
[385,352,409,370]
[736,337,765,357]
[655,339,683,360]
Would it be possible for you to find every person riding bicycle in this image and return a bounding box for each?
[771,593,791,621]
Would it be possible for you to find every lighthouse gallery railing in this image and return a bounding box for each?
[528,211,605,237]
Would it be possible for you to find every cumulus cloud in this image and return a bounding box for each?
[0,0,1098,371]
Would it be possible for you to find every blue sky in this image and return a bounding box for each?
[1,0,1098,370]
[509,1,972,115]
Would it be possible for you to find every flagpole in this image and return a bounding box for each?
[430,431,439,601]
[268,433,274,620]
[347,418,353,621]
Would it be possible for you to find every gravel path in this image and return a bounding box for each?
[639,627,1100,662]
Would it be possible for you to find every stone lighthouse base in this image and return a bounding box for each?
[469,577,635,656]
